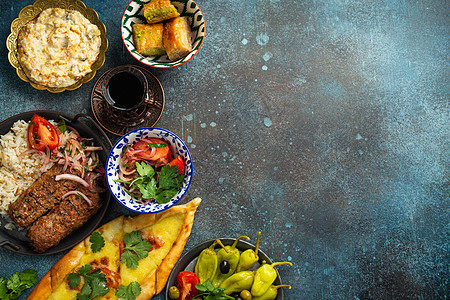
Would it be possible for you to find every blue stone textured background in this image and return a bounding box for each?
[0,0,448,299]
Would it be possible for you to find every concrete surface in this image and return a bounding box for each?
[0,0,448,299]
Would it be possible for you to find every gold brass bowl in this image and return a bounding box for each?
[6,0,108,93]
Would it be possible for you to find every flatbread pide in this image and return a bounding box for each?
[28,198,201,300]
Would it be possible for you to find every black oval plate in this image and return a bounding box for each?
[165,238,283,300]
[0,110,112,255]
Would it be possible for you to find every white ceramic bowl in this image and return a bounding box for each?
[106,127,193,213]
[121,0,205,68]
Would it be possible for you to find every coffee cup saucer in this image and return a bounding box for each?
[91,65,165,136]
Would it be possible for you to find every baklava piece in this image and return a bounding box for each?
[163,16,193,61]
[143,0,180,24]
[132,23,166,56]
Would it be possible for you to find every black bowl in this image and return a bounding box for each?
[165,238,284,300]
[0,110,112,255]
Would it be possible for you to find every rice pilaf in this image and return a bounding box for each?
[0,120,44,216]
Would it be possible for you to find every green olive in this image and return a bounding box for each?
[240,290,252,300]
[168,286,180,299]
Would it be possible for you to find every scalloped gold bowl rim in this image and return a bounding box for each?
[6,0,108,93]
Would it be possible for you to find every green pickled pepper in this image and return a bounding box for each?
[236,231,261,272]
[194,239,228,283]
[252,284,292,300]
[251,261,293,297]
[219,270,254,295]
[211,235,250,288]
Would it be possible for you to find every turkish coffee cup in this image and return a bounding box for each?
[101,65,149,126]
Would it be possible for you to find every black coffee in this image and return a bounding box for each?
[107,72,144,109]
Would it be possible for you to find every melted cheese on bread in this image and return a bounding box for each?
[48,217,124,300]
[28,198,201,300]
[120,213,185,285]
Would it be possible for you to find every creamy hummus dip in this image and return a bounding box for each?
[17,8,101,88]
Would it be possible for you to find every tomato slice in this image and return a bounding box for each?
[168,155,185,174]
[132,138,171,161]
[27,114,59,151]
[176,271,200,300]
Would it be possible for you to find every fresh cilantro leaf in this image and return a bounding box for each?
[155,189,178,204]
[17,269,37,286]
[157,165,185,190]
[0,277,8,300]
[121,250,139,270]
[7,270,37,300]
[67,273,81,289]
[67,264,109,300]
[6,272,21,291]
[116,281,141,300]
[139,178,157,199]
[196,279,214,292]
[136,161,155,178]
[121,161,185,203]
[89,231,105,253]
[89,277,110,299]
[78,264,93,276]
[0,269,37,300]
[194,280,234,300]
[79,282,92,300]
[121,231,152,269]
[57,119,66,133]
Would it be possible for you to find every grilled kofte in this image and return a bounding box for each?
[8,164,103,253]
[8,165,70,227]
[26,178,102,253]
[1,115,105,253]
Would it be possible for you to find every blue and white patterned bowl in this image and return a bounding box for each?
[121,0,205,68]
[106,127,193,213]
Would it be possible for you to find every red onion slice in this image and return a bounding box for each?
[66,126,81,138]
[55,174,90,187]
[40,145,51,173]
[84,146,103,151]
[119,158,136,176]
[62,191,93,206]
[63,150,70,171]
[84,172,107,193]
[118,171,133,182]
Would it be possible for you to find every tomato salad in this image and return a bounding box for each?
[23,114,106,201]
[115,137,186,204]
